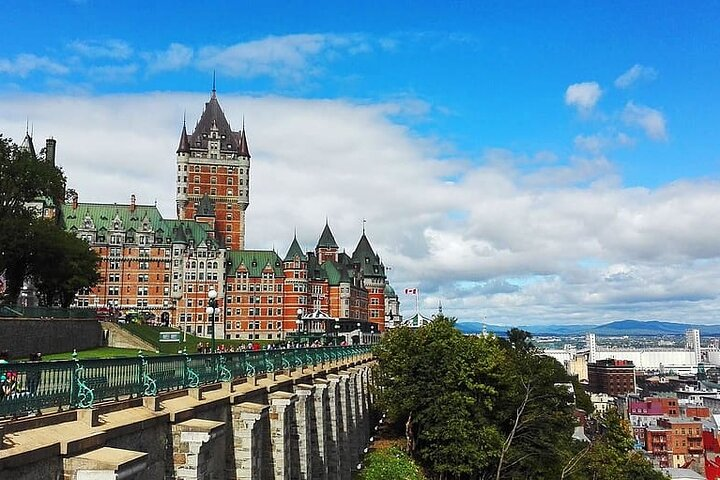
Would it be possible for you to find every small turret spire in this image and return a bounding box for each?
[211,71,216,98]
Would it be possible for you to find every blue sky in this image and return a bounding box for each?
[2,1,720,325]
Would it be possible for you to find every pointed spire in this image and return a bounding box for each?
[239,124,251,158]
[284,234,307,262]
[176,117,190,153]
[317,220,339,249]
[211,70,217,98]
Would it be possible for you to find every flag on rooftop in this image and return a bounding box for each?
[404,288,417,295]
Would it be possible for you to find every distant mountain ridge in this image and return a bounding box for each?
[455,319,720,336]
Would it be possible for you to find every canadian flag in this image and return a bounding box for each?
[404,288,418,295]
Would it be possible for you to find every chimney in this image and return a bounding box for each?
[45,138,56,166]
[72,192,78,210]
[130,194,136,212]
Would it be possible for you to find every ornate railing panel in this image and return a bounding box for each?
[0,345,371,418]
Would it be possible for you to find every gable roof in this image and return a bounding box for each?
[227,250,283,278]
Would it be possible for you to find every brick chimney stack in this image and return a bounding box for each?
[130,194,136,213]
[72,192,78,210]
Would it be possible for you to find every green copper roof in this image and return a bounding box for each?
[62,202,166,233]
[227,250,283,278]
[61,202,218,248]
[316,221,338,249]
[384,283,397,297]
[284,236,308,262]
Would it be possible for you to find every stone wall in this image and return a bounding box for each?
[0,318,103,358]
[0,354,374,480]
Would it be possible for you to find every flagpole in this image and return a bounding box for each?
[416,289,419,319]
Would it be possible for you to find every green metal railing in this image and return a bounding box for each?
[0,345,369,418]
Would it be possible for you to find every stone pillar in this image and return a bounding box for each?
[294,383,316,480]
[324,374,342,479]
[337,372,352,480]
[171,418,226,480]
[346,370,361,464]
[268,391,298,480]
[63,446,148,480]
[232,402,271,480]
[311,379,330,480]
[350,367,368,458]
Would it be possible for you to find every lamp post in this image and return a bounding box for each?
[334,320,341,345]
[206,287,218,353]
[356,322,361,345]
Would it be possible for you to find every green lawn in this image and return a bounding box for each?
[37,323,283,361]
[119,322,277,354]
[42,347,158,361]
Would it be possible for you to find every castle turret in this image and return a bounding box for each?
[175,87,250,250]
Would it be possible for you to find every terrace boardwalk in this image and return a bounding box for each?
[0,347,374,480]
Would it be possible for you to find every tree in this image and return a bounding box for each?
[374,322,657,479]
[0,134,65,221]
[28,220,100,307]
[374,316,505,478]
[0,134,98,307]
[568,409,668,480]
[492,329,577,479]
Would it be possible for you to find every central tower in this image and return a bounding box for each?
[176,87,250,250]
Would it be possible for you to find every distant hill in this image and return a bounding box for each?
[455,319,720,336]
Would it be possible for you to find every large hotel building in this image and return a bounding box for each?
[52,89,400,340]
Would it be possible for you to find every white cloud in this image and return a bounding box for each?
[564,82,602,113]
[196,34,369,80]
[144,43,193,73]
[0,92,717,325]
[0,54,69,77]
[614,64,657,89]
[622,101,667,140]
[68,39,133,60]
[87,64,138,83]
[574,132,635,154]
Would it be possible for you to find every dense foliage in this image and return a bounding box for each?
[0,134,100,306]
[373,316,666,480]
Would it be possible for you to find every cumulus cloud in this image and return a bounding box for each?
[0,54,69,77]
[0,92,716,325]
[144,43,193,73]
[622,101,667,140]
[614,64,657,89]
[564,81,602,113]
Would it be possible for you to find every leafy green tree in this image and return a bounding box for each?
[0,134,98,307]
[493,329,577,479]
[28,219,100,307]
[374,315,505,478]
[0,134,65,221]
[374,322,660,480]
[567,409,668,480]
